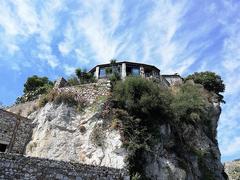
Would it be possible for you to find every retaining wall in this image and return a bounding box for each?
[0,153,129,180]
[0,109,33,154]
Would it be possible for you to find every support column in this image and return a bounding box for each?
[95,66,99,79]
[140,66,145,78]
[121,63,126,80]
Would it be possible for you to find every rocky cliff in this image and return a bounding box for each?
[225,160,240,180]
[142,94,226,179]
[8,80,227,179]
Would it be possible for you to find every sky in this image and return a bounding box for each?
[0,0,239,162]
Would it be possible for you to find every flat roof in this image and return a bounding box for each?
[89,61,160,73]
[162,74,183,79]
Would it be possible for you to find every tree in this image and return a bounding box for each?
[185,71,225,94]
[23,75,53,93]
[185,71,225,103]
[75,68,95,84]
[110,59,117,65]
[75,68,82,80]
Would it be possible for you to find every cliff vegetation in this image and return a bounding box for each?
[9,70,227,180]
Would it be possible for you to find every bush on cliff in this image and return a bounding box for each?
[171,83,206,123]
[75,68,96,84]
[112,77,173,177]
[16,75,53,104]
[38,90,87,111]
[23,75,53,93]
[111,76,221,178]
[67,76,80,86]
[113,76,172,120]
[185,71,225,102]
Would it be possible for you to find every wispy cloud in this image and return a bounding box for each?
[0,0,239,161]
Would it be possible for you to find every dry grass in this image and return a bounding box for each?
[38,90,87,110]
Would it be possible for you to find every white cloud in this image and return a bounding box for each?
[0,0,65,69]
[37,44,59,68]
[63,64,75,76]
[0,0,240,162]
[74,0,124,63]
[58,23,75,56]
[221,137,240,156]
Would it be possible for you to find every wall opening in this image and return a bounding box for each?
[0,143,7,152]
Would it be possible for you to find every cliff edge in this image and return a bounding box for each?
[7,78,227,179]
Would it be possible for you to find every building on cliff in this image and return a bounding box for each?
[89,61,183,86]
[0,61,228,179]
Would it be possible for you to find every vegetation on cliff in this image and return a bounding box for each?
[185,71,225,102]
[67,68,95,86]
[16,75,53,104]
[110,74,225,179]
[13,70,226,179]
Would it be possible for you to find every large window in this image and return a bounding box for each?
[131,67,140,76]
[99,68,106,78]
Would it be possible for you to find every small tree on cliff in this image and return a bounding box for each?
[23,75,53,93]
[185,71,225,102]
[75,68,82,80]
[75,68,95,84]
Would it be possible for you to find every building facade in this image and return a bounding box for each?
[89,61,183,87]
[89,61,160,80]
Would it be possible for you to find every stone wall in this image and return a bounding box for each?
[0,153,129,180]
[59,80,111,104]
[162,75,183,86]
[0,109,33,154]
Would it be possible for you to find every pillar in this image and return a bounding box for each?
[121,63,126,80]
[140,66,145,78]
[95,66,99,79]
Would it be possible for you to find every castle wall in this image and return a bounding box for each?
[0,153,128,180]
[0,109,33,154]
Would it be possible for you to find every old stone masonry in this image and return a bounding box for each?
[0,81,129,180]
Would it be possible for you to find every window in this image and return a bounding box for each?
[0,143,7,152]
[131,67,140,76]
[99,68,106,78]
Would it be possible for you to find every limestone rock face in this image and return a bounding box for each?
[225,160,240,180]
[25,103,126,168]
[21,82,226,179]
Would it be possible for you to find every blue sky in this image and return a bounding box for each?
[0,0,239,162]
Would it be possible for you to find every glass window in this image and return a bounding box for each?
[131,67,140,76]
[99,68,106,78]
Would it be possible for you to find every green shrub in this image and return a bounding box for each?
[67,76,80,86]
[171,83,206,122]
[75,68,96,84]
[112,77,173,178]
[75,68,82,79]
[15,75,53,104]
[38,90,87,109]
[90,124,106,147]
[113,77,172,120]
[16,83,53,104]
[185,71,225,102]
[131,173,141,180]
[23,75,53,93]
[109,72,121,88]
